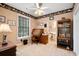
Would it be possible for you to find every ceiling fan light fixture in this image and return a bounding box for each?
[38,11,43,16]
[35,9,44,16]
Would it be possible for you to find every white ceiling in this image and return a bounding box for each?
[6,3,73,17]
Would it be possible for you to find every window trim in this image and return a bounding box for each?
[17,15,30,40]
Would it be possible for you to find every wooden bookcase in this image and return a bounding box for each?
[57,17,73,50]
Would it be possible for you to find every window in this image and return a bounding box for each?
[18,16,29,38]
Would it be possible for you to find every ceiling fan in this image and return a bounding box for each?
[26,3,48,16]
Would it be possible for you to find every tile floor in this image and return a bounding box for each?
[16,40,75,56]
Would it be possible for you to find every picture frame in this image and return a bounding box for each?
[7,20,16,26]
[0,15,6,23]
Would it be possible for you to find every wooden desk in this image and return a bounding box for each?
[40,35,48,44]
[0,41,16,56]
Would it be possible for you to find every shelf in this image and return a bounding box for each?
[57,18,73,50]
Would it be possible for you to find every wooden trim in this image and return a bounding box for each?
[0,3,36,19]
[0,3,74,19]
[36,8,73,19]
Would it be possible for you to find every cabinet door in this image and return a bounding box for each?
[40,35,48,44]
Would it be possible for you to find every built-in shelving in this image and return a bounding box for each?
[57,17,73,50]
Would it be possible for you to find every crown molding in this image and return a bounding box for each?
[0,3,36,19]
[36,8,73,19]
[0,3,73,19]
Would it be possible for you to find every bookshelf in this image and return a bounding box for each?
[57,17,73,50]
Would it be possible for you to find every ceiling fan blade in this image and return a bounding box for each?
[39,3,42,7]
[26,8,37,10]
[40,7,48,9]
[35,3,42,8]
[36,3,40,8]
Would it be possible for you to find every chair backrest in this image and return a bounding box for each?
[32,29,44,37]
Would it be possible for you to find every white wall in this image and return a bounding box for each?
[73,3,79,55]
